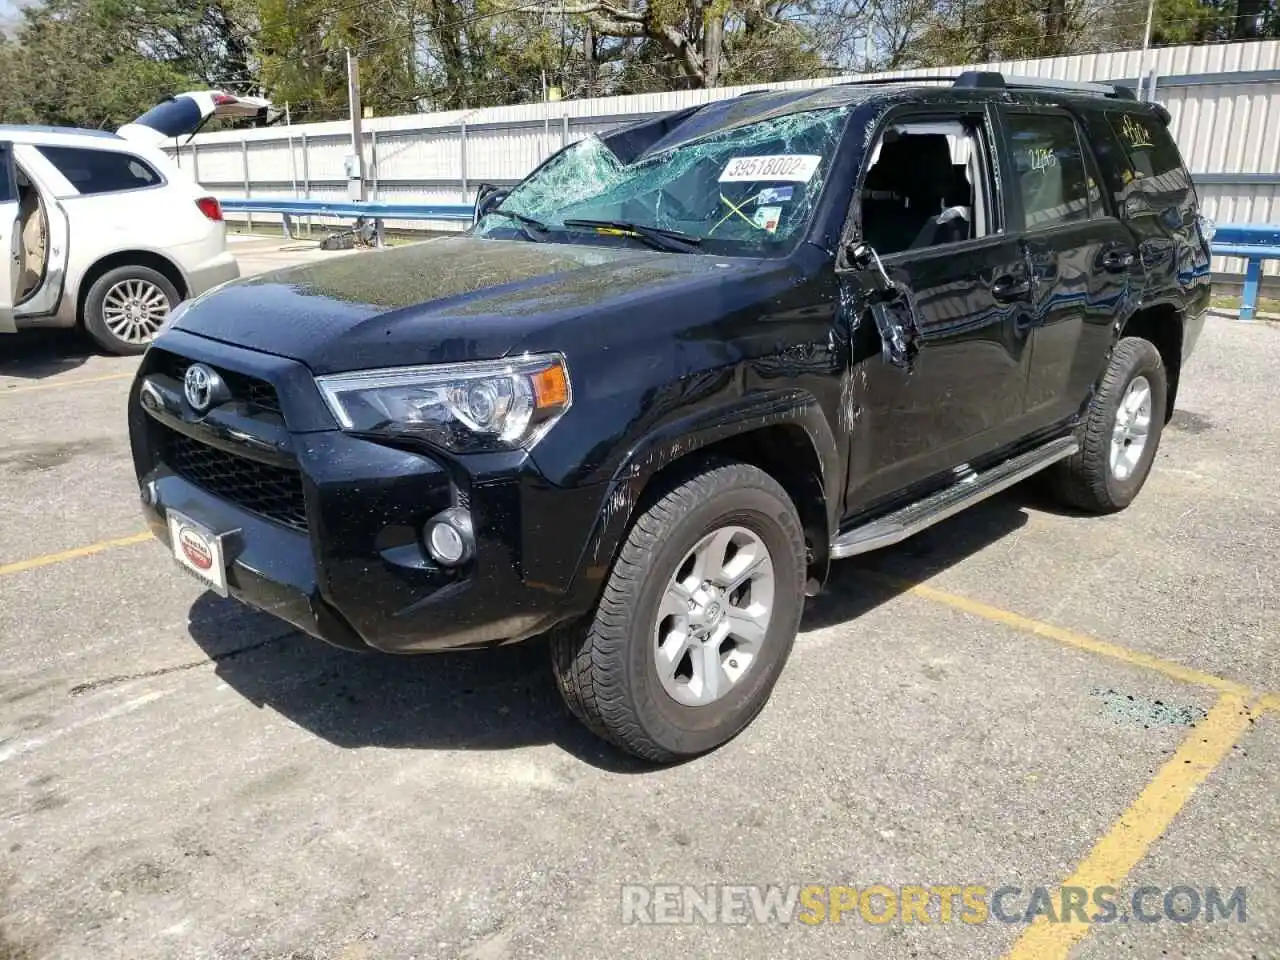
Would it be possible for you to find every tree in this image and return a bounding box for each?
[0,0,192,129]
[257,0,424,120]
[0,0,265,130]
[543,1,823,90]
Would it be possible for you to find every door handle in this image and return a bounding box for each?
[1101,248,1136,271]
[991,275,1032,302]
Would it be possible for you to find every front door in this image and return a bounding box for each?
[0,142,21,334]
[840,108,1035,511]
[1001,107,1142,428]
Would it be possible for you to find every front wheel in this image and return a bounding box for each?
[550,461,807,762]
[82,265,180,356]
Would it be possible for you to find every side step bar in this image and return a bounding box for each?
[829,436,1078,560]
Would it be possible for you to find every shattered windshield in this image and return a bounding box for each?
[474,106,852,256]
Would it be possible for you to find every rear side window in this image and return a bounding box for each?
[1006,113,1103,229]
[1105,111,1190,199]
[35,146,162,195]
[1108,112,1184,180]
[0,143,15,204]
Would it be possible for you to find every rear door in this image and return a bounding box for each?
[1086,107,1209,317]
[1000,106,1143,427]
[0,142,21,333]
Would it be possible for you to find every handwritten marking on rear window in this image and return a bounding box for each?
[719,155,821,183]
[1120,116,1154,149]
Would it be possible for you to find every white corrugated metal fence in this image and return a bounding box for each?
[172,40,1280,276]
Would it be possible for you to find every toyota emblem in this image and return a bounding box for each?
[183,363,225,413]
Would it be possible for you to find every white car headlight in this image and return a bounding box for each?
[316,354,571,452]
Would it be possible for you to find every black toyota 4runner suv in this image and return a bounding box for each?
[130,71,1210,761]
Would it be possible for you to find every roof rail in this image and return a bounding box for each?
[953,71,1137,100]
[835,75,960,89]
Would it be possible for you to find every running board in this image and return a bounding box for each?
[829,436,1078,560]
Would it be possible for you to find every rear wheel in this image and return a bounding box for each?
[550,460,806,762]
[82,265,180,355]
[1050,336,1167,513]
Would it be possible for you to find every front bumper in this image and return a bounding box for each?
[130,330,601,653]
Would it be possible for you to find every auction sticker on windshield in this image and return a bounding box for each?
[720,155,821,183]
[167,510,229,596]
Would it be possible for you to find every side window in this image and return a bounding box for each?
[34,146,162,195]
[1106,111,1190,194]
[0,144,15,204]
[1006,113,1103,229]
[859,116,994,256]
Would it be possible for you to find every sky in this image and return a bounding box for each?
[0,0,19,34]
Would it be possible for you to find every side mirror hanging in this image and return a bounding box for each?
[473,183,510,224]
[842,240,920,370]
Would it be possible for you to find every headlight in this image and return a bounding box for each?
[316,353,571,452]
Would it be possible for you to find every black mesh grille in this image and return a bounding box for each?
[151,351,281,417]
[162,429,308,532]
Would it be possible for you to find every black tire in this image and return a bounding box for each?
[1049,336,1167,514]
[550,460,807,763]
[82,265,181,356]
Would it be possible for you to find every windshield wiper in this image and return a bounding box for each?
[485,209,552,242]
[562,219,702,253]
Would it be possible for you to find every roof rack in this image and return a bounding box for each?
[835,75,960,89]
[953,71,1137,100]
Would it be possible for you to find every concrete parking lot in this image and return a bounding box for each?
[0,244,1276,960]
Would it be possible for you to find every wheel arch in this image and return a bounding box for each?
[76,250,189,325]
[566,391,840,610]
[1119,302,1183,422]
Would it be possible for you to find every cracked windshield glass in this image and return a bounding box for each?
[475,106,852,256]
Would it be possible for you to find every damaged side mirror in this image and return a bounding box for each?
[473,183,510,224]
[840,241,920,370]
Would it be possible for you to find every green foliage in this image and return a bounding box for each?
[0,0,260,129]
[257,0,422,120]
[0,0,1274,128]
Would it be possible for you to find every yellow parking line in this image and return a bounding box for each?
[1002,691,1257,960]
[0,371,134,395]
[904,580,1256,697]
[0,531,152,576]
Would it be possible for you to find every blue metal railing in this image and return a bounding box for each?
[219,197,474,221]
[218,197,474,246]
[1212,223,1280,320]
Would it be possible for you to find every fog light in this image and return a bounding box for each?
[425,508,474,566]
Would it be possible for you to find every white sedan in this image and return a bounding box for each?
[0,91,269,355]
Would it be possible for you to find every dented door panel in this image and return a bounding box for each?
[841,234,1034,508]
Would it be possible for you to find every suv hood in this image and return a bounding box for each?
[173,237,771,374]
[117,91,272,146]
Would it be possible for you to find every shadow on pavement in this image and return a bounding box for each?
[185,595,651,773]
[186,486,1038,769]
[804,486,1035,630]
[0,329,95,382]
